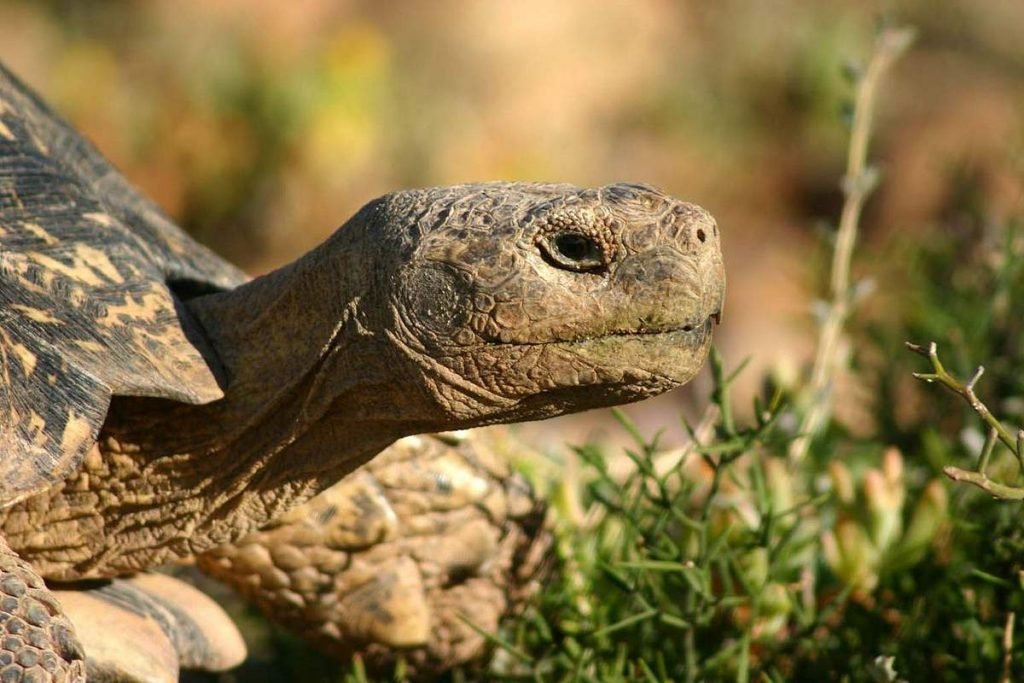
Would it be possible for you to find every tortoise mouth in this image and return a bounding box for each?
[473,312,720,349]
[559,314,717,382]
[607,318,713,348]
[550,311,719,347]
[600,313,719,340]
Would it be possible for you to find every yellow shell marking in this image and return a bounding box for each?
[25,242,125,287]
[27,410,46,445]
[0,96,13,140]
[22,222,59,246]
[84,213,115,227]
[72,340,106,353]
[26,251,104,287]
[61,410,94,454]
[30,131,49,155]
[11,340,37,377]
[98,289,164,327]
[11,305,60,325]
[74,244,124,284]
[0,328,38,377]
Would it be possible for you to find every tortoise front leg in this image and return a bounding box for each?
[51,573,246,683]
[0,536,85,683]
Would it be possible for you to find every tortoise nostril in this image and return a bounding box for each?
[697,229,706,243]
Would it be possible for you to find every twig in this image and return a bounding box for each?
[1002,612,1016,683]
[906,342,1022,456]
[942,467,1024,501]
[789,26,916,463]
[908,341,1024,499]
[978,428,998,476]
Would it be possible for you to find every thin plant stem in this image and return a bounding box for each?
[788,26,915,463]
[1002,612,1016,683]
[908,341,1024,499]
[942,467,1024,500]
[907,342,1021,454]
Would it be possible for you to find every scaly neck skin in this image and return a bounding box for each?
[178,222,451,482]
[7,213,445,578]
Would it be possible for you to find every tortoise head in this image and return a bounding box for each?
[359,182,725,426]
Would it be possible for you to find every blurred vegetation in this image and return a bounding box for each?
[5,0,1023,449]
[2,1,1024,681]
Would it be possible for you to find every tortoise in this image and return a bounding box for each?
[0,58,725,682]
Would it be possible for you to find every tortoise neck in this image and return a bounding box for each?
[8,210,481,579]
[190,229,364,408]
[55,222,444,574]
[160,221,431,493]
[180,214,449,443]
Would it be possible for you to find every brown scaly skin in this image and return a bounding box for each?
[198,431,550,678]
[0,537,85,682]
[0,59,724,680]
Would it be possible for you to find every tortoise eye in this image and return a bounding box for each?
[541,231,606,272]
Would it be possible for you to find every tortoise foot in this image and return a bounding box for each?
[52,573,246,683]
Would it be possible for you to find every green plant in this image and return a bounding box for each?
[495,352,802,682]
[326,21,1024,683]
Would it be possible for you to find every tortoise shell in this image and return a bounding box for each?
[0,63,248,503]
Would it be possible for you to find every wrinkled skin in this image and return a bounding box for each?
[379,183,725,424]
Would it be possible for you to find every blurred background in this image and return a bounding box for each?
[1,0,1021,450]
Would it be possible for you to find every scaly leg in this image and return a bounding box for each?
[0,536,85,682]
